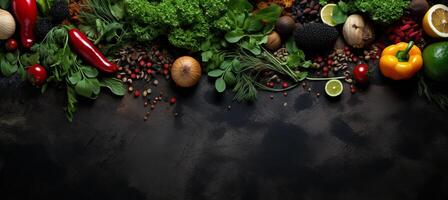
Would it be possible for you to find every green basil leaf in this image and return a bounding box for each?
[0,59,17,77]
[231,59,241,71]
[215,77,226,93]
[74,79,93,98]
[219,60,233,70]
[81,66,99,78]
[224,71,237,86]
[68,71,82,85]
[88,78,101,97]
[208,69,224,77]
[225,29,246,43]
[201,51,213,62]
[100,78,126,96]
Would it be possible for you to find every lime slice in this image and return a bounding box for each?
[321,3,337,26]
[325,79,343,97]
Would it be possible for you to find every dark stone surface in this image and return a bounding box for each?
[1,71,448,200]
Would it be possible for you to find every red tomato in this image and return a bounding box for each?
[353,64,369,84]
[27,64,47,86]
[6,38,18,51]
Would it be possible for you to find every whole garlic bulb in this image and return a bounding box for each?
[0,9,16,40]
[343,14,375,49]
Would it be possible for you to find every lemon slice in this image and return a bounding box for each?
[423,4,448,38]
[325,79,343,97]
[321,3,337,26]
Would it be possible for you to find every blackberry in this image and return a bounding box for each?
[292,0,321,24]
[49,0,69,23]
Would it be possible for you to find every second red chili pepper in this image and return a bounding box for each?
[11,0,37,49]
[68,28,118,73]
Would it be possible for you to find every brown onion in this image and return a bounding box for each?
[171,56,202,87]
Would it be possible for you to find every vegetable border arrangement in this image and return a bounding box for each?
[0,0,448,121]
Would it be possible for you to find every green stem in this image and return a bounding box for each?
[396,41,414,62]
[306,76,346,81]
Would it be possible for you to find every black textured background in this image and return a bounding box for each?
[1,68,448,200]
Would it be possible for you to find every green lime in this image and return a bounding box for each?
[325,79,343,97]
[423,41,448,82]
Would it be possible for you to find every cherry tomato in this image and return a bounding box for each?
[353,63,369,85]
[5,38,18,51]
[27,64,47,86]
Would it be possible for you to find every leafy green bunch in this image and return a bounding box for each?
[125,0,230,51]
[78,0,128,55]
[332,0,409,25]
[0,26,126,121]
[35,27,126,121]
[200,1,311,101]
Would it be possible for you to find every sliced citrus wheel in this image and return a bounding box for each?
[321,3,337,26]
[325,79,343,97]
[423,4,448,38]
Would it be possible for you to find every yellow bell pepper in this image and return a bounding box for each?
[379,41,423,80]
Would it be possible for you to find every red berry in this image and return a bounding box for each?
[323,66,329,73]
[134,90,141,97]
[116,74,122,79]
[139,60,145,67]
[351,88,357,94]
[322,72,328,77]
[146,69,153,74]
[146,62,152,68]
[134,68,141,73]
[327,59,333,66]
[344,46,350,51]
[130,74,136,79]
[6,38,18,51]
[282,82,289,88]
[170,97,177,104]
[163,69,169,75]
[267,82,274,88]
[163,63,169,69]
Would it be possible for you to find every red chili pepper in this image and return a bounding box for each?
[11,0,37,49]
[68,28,118,73]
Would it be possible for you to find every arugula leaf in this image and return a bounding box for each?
[100,78,126,96]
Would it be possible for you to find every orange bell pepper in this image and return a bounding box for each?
[379,41,423,80]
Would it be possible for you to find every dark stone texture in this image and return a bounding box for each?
[1,73,448,200]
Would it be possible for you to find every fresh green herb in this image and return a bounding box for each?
[30,26,125,121]
[125,0,230,51]
[79,0,128,55]
[332,1,349,25]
